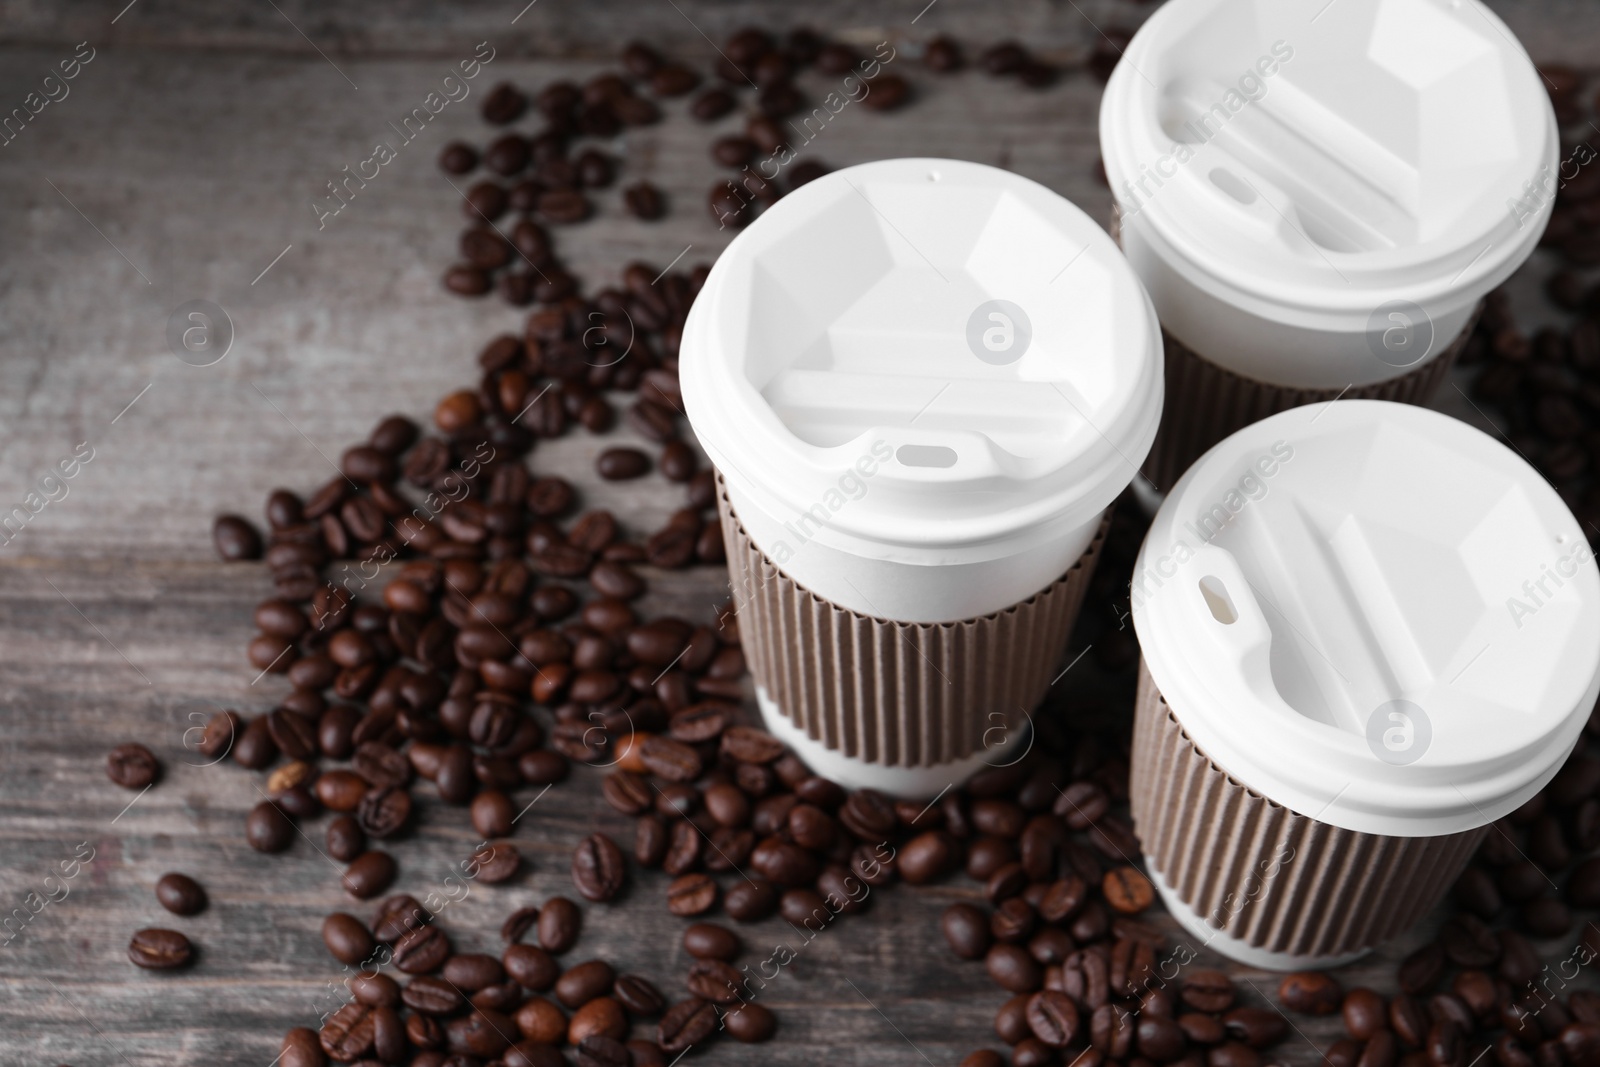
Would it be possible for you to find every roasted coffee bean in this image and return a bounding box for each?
[701,782,749,828]
[686,958,743,1004]
[1358,1030,1399,1067]
[316,769,371,812]
[154,872,206,916]
[667,873,718,916]
[445,264,492,296]
[649,63,701,96]
[538,895,582,953]
[353,741,410,788]
[234,715,278,768]
[514,995,568,1043]
[473,841,521,884]
[372,894,429,943]
[393,923,450,974]
[1498,930,1541,986]
[266,759,314,800]
[357,786,412,838]
[1212,1041,1264,1067]
[987,943,1043,994]
[667,703,730,745]
[681,922,739,962]
[658,998,718,1053]
[468,789,515,839]
[214,513,264,560]
[899,831,958,884]
[1139,1015,1187,1060]
[1037,874,1089,923]
[500,906,539,947]
[504,943,560,991]
[690,87,735,120]
[247,800,295,852]
[128,927,193,969]
[783,802,831,849]
[750,836,819,887]
[572,833,627,901]
[574,1033,629,1067]
[992,897,1037,943]
[724,878,779,922]
[625,181,665,220]
[350,971,401,1008]
[1282,971,1344,1015]
[723,1000,777,1043]
[1345,989,1390,1040]
[556,959,616,1008]
[780,887,828,927]
[1226,1007,1289,1048]
[1181,971,1236,1013]
[196,709,241,759]
[323,912,377,965]
[1103,866,1155,913]
[1427,993,1475,1035]
[596,447,650,480]
[925,35,963,71]
[405,978,464,1024]
[440,141,478,174]
[1451,970,1498,1021]
[1027,990,1080,1047]
[637,735,702,782]
[635,813,669,867]
[1399,943,1446,995]
[482,81,527,124]
[342,850,397,899]
[107,743,159,789]
[1561,1024,1600,1067]
[1181,1013,1227,1045]
[614,973,667,1017]
[997,995,1034,1044]
[1428,1019,1465,1067]
[1441,915,1501,968]
[447,1008,515,1057]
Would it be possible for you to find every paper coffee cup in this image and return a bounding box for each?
[1100,0,1559,490]
[1130,400,1600,968]
[681,158,1164,796]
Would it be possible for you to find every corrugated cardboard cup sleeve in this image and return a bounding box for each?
[717,474,1107,771]
[1131,661,1487,958]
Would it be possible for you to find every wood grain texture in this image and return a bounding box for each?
[0,2,1594,1062]
[1,0,1596,65]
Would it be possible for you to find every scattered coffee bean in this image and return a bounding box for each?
[572,833,627,902]
[128,928,193,970]
[213,515,263,560]
[597,447,651,480]
[154,872,206,916]
[107,743,159,789]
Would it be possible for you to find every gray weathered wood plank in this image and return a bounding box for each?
[0,3,1596,1062]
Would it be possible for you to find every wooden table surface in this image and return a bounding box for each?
[1,2,1596,1063]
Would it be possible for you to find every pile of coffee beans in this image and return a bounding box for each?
[274,892,770,1066]
[929,746,1300,1067]
[427,24,1139,311]
[144,23,1600,1067]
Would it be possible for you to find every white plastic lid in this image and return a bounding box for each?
[1133,401,1600,838]
[1100,0,1558,385]
[680,158,1163,570]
